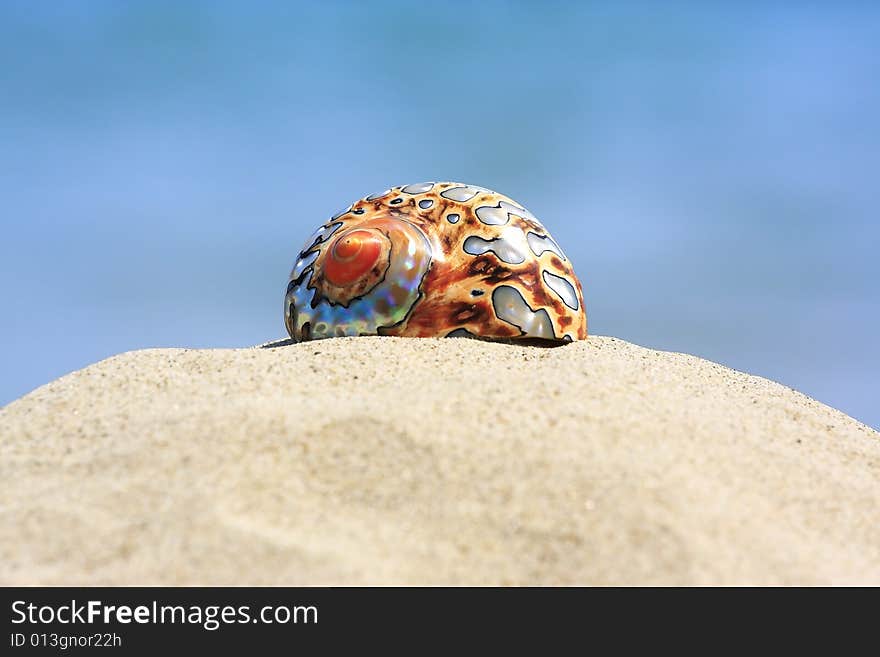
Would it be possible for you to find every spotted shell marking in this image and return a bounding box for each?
[284,182,588,342]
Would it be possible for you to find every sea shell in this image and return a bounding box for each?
[284,182,587,342]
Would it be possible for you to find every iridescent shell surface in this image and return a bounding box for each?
[284,182,587,342]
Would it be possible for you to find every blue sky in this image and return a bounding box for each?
[1,1,878,427]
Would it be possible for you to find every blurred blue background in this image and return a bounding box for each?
[1,1,878,428]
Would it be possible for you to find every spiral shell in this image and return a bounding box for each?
[284,182,587,342]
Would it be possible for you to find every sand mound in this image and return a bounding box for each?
[1,336,878,585]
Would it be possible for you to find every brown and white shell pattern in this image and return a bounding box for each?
[284,181,587,343]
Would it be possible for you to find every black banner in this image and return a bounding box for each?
[0,586,864,652]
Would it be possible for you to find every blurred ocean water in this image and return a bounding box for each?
[1,1,878,428]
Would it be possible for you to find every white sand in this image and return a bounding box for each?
[1,336,878,585]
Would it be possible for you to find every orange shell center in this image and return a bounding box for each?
[324,229,383,286]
